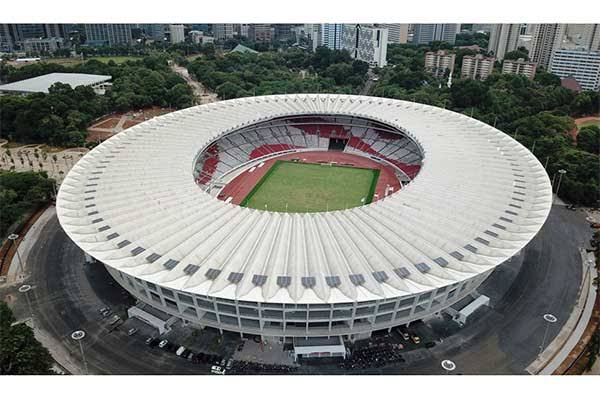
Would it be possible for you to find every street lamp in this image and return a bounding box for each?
[18,284,34,328]
[539,314,558,356]
[555,169,567,198]
[441,359,456,375]
[71,330,89,374]
[7,233,25,280]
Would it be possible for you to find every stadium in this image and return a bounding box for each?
[56,94,552,344]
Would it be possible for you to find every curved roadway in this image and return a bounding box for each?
[1,204,591,374]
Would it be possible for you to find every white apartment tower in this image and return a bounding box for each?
[424,50,456,78]
[530,24,566,69]
[461,54,496,80]
[341,24,388,67]
[488,24,522,60]
[169,24,185,44]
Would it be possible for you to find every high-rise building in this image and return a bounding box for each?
[461,54,495,80]
[23,37,65,54]
[0,24,13,51]
[488,24,521,60]
[341,24,388,67]
[412,24,460,45]
[382,24,409,44]
[169,24,185,44]
[274,24,296,42]
[141,24,166,41]
[424,50,456,78]
[320,24,344,50]
[566,24,600,51]
[549,49,600,91]
[84,24,133,46]
[472,24,494,33]
[502,58,537,79]
[213,24,235,42]
[530,24,566,69]
[248,24,273,42]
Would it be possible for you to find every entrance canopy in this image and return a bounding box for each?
[293,336,347,361]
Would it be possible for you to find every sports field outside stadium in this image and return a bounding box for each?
[240,160,380,212]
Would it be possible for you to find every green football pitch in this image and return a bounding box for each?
[240,160,380,213]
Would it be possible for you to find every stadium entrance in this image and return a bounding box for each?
[328,137,347,151]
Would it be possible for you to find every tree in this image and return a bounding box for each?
[577,125,600,154]
[450,79,490,108]
[0,301,54,374]
[504,47,529,61]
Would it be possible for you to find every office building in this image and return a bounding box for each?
[141,24,166,41]
[530,24,566,69]
[461,54,495,80]
[213,24,235,42]
[549,49,600,91]
[488,24,521,60]
[412,24,460,45]
[0,24,13,51]
[320,24,344,50]
[169,24,185,44]
[382,24,409,44]
[274,24,296,42]
[424,50,456,78]
[472,24,494,33]
[84,24,133,46]
[502,58,537,79]
[563,24,600,51]
[249,24,273,42]
[23,37,65,54]
[341,24,388,67]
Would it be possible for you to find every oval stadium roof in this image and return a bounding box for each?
[56,94,552,304]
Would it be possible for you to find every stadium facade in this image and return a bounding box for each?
[57,94,552,341]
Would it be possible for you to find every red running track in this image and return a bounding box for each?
[217,151,402,206]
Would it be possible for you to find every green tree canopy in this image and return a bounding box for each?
[577,125,600,154]
[0,301,55,374]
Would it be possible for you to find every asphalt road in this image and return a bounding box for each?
[1,205,592,375]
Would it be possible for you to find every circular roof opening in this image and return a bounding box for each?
[194,114,423,213]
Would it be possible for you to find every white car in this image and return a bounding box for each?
[127,328,138,336]
[211,365,226,375]
[176,346,186,357]
[158,340,168,349]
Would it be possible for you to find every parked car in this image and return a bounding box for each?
[145,337,155,345]
[410,334,421,345]
[211,365,226,375]
[108,315,120,325]
[101,309,112,317]
[176,346,186,357]
[99,307,109,314]
[187,352,195,362]
[127,328,138,336]
[158,340,169,349]
[219,358,227,367]
[396,327,410,341]
[226,359,234,370]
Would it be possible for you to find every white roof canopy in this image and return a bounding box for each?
[56,94,552,304]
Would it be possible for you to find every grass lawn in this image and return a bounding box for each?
[87,56,141,64]
[577,120,600,129]
[240,161,380,213]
